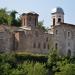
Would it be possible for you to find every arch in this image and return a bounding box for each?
[43,43,46,49]
[58,18,61,22]
[67,49,71,57]
[29,16,32,21]
[47,44,49,49]
[33,42,36,48]
[55,43,58,50]
[53,18,55,26]
[38,42,41,48]
[24,18,25,26]
[46,37,48,42]
[56,30,58,34]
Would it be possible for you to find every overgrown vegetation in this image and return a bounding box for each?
[0,50,75,75]
[0,8,21,26]
[38,21,48,31]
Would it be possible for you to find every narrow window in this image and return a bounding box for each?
[56,30,58,34]
[53,18,55,26]
[67,49,71,57]
[46,37,48,42]
[35,18,37,26]
[43,43,46,49]
[47,44,49,49]
[68,32,70,37]
[67,31,71,39]
[29,16,31,21]
[38,43,40,48]
[33,43,36,48]
[24,18,25,26]
[58,18,61,22]
[55,43,58,50]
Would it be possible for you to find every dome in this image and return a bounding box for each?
[27,11,39,16]
[51,7,64,14]
[22,11,39,16]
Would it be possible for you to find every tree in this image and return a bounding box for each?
[10,10,21,26]
[10,10,17,25]
[0,8,8,24]
[38,21,47,31]
[47,49,59,75]
[21,62,48,75]
[0,63,11,75]
[47,49,58,68]
[33,63,48,75]
[55,64,75,75]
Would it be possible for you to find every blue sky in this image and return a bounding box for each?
[0,0,75,27]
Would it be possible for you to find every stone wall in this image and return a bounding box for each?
[53,24,75,56]
[14,28,53,54]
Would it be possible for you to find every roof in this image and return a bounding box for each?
[53,22,75,28]
[20,26,31,30]
[51,7,64,14]
[22,11,39,16]
[61,22,75,27]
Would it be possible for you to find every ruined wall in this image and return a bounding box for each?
[14,28,53,54]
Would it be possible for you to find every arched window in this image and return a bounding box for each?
[29,16,31,21]
[53,18,55,26]
[56,30,58,34]
[58,18,61,22]
[46,37,48,42]
[43,43,46,49]
[38,43,40,48]
[35,18,37,26]
[47,44,49,49]
[33,42,36,48]
[24,18,25,26]
[67,31,71,39]
[67,49,71,57]
[55,43,58,50]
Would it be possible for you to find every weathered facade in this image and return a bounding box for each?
[0,7,75,56]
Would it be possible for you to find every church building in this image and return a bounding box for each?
[0,7,75,56]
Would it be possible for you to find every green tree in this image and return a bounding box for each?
[33,63,48,75]
[10,10,17,25]
[0,8,8,24]
[21,62,48,75]
[47,49,58,68]
[0,63,11,75]
[10,10,21,26]
[38,21,47,31]
[55,64,75,75]
[47,49,59,75]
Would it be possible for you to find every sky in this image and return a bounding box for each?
[0,0,75,28]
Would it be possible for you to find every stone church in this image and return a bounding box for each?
[0,7,75,56]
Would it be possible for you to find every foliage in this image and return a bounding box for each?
[55,64,75,75]
[38,21,48,31]
[47,49,58,69]
[0,50,75,75]
[21,62,48,75]
[10,10,21,26]
[0,8,8,24]
[0,53,48,75]
[0,8,21,26]
[16,53,47,63]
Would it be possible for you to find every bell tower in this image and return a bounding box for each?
[21,12,39,28]
[51,7,64,26]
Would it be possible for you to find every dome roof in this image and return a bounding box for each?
[22,11,39,16]
[51,7,64,14]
